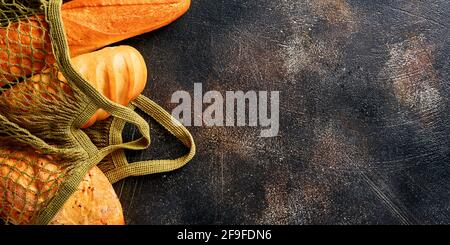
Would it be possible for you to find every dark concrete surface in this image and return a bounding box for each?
[117,0,450,224]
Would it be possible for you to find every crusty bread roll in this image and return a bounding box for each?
[50,166,125,225]
[0,148,124,225]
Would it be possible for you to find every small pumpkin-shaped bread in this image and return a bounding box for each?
[69,45,148,128]
[0,45,147,128]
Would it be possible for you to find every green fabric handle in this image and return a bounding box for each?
[48,0,196,180]
[33,0,151,225]
[105,95,196,184]
[31,0,196,225]
[45,0,151,151]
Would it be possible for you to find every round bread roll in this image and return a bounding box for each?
[0,149,124,225]
[50,166,125,225]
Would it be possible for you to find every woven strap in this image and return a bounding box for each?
[46,0,196,172]
[46,0,151,152]
[35,95,196,224]
[105,95,196,184]
[33,0,196,224]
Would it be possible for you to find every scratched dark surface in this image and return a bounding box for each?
[115,0,450,225]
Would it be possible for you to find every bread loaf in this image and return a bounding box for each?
[62,0,191,56]
[0,0,190,84]
[0,148,124,225]
[70,46,148,128]
[50,166,125,225]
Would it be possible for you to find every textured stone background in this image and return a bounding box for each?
[118,0,450,224]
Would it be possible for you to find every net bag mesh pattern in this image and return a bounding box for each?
[0,0,196,225]
[0,0,93,224]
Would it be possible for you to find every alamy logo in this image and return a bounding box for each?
[171,83,280,138]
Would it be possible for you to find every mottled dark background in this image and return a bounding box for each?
[117,0,450,224]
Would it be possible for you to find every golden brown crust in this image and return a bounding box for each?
[0,150,61,224]
[62,0,191,56]
[0,148,124,225]
[50,166,125,225]
[1,0,190,85]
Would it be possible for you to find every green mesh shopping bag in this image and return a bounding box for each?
[0,0,195,225]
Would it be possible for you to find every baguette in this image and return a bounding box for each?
[0,0,190,84]
[62,0,191,56]
[0,148,124,225]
